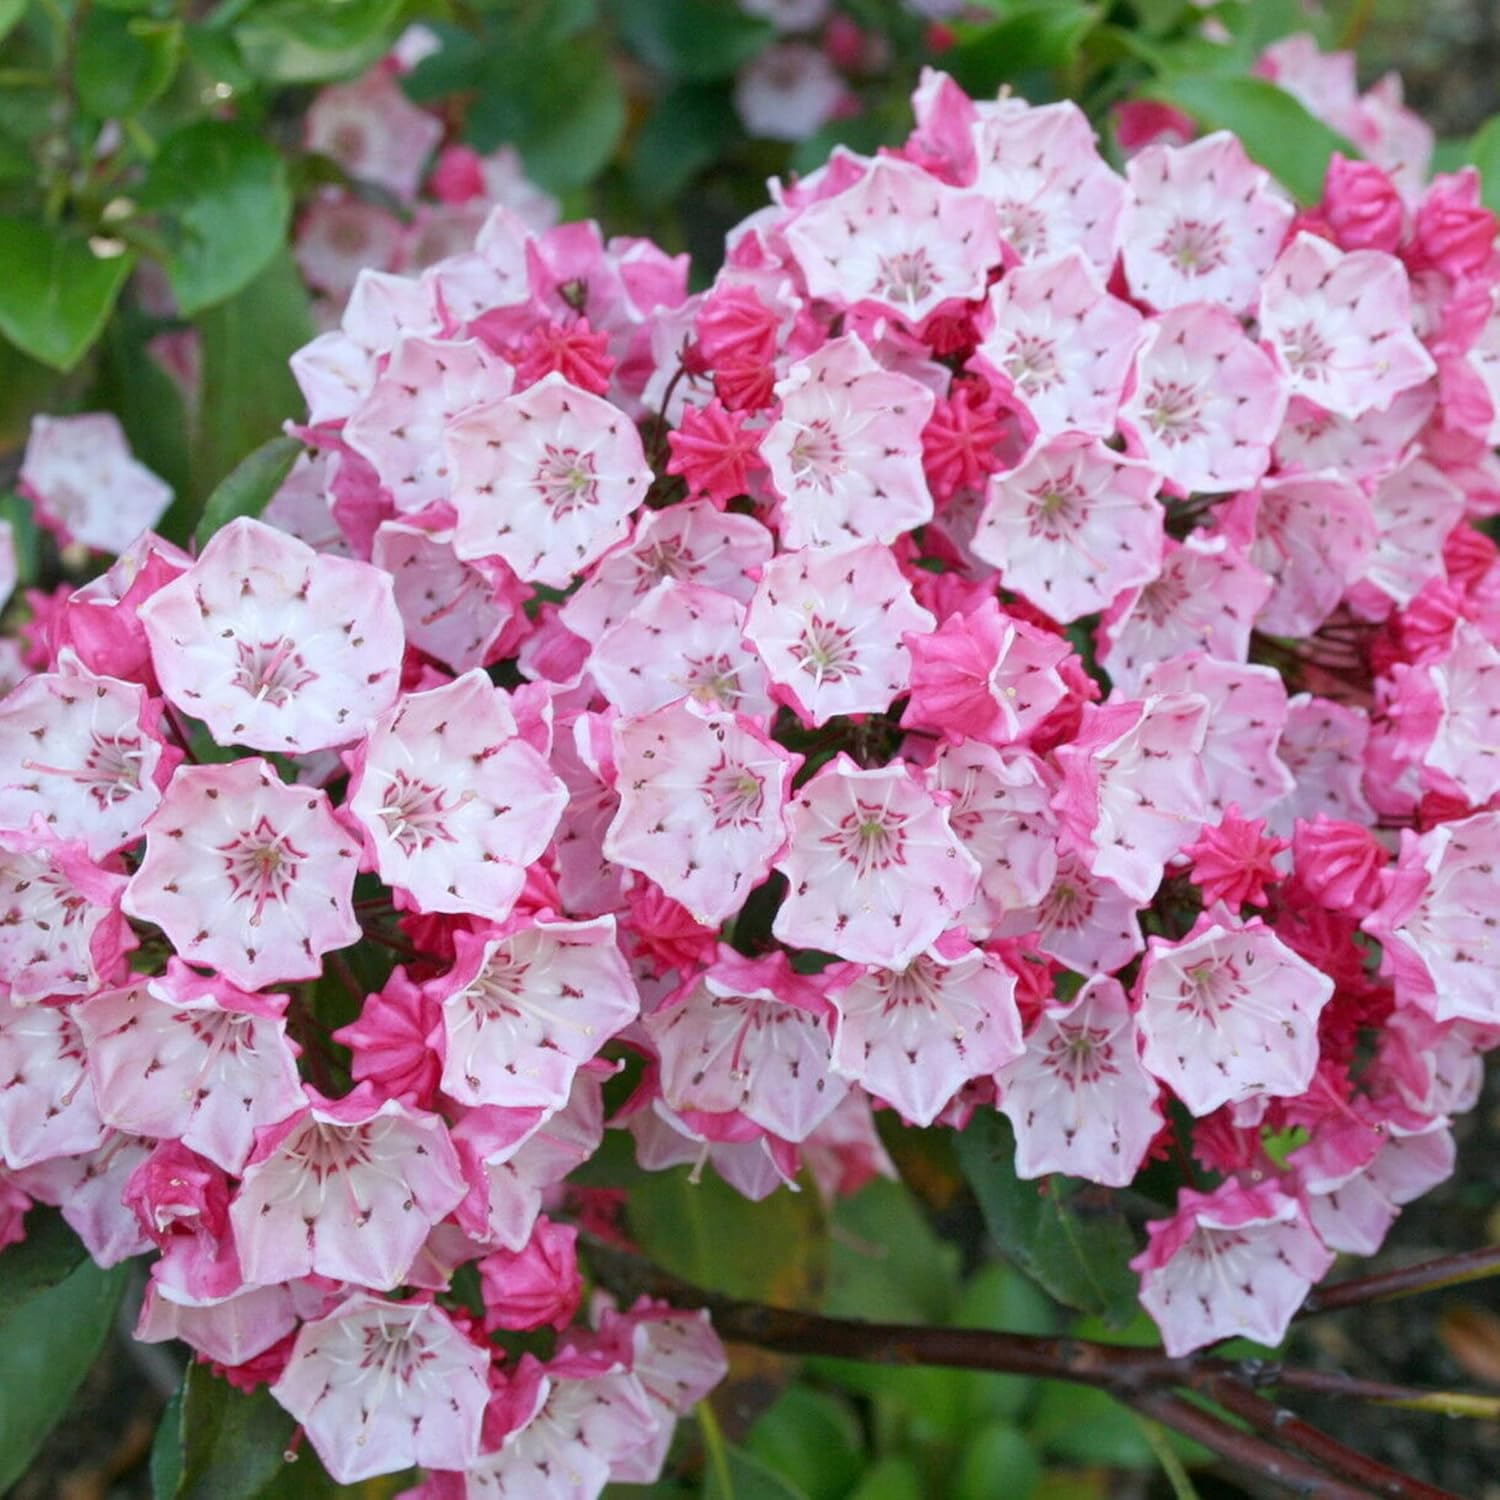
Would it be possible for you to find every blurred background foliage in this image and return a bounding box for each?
[3,3,1500,1499]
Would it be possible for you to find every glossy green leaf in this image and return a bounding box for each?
[1144,74,1355,203]
[821,1176,959,1325]
[175,1362,296,1500]
[466,33,626,191]
[0,329,63,447]
[76,9,183,118]
[624,1165,827,1307]
[191,250,313,505]
[612,0,774,81]
[195,434,302,546]
[0,218,135,371]
[745,1385,863,1500]
[949,1261,1055,1423]
[140,122,291,314]
[233,0,401,81]
[955,1112,1139,1324]
[630,82,738,206]
[1467,115,1500,214]
[0,1208,89,1324]
[0,1254,129,1491]
[946,4,1101,96]
[704,1442,812,1500]
[93,313,194,508]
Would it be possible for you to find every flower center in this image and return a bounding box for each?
[702,754,766,829]
[378,771,462,858]
[1280,320,1335,380]
[824,800,908,878]
[218,816,306,924]
[996,199,1047,258]
[1142,380,1205,446]
[233,637,316,708]
[790,614,860,684]
[1004,332,1062,393]
[1156,216,1229,277]
[787,419,845,491]
[875,249,938,312]
[535,444,599,517]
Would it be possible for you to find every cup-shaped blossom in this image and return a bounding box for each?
[1136,910,1335,1117]
[760,333,935,548]
[995,850,1145,977]
[345,670,568,923]
[996,975,1162,1187]
[1052,694,1210,903]
[1132,1181,1335,1356]
[0,827,131,1002]
[974,434,1165,626]
[1258,231,1436,419]
[123,758,360,991]
[645,948,848,1144]
[231,1085,467,1291]
[0,996,105,1168]
[140,517,405,754]
[136,1276,304,1369]
[19,412,172,554]
[1122,131,1293,315]
[345,334,514,513]
[1269,694,1373,837]
[1358,454,1465,609]
[305,69,445,202]
[76,963,304,1173]
[1119,303,1287,495]
[449,371,653,588]
[829,933,1023,1127]
[744,543,934,727]
[1363,811,1500,1025]
[432,915,639,1111]
[589,580,775,721]
[774,756,980,968]
[974,249,1144,440]
[1401,621,1500,805]
[604,702,798,925]
[271,1293,489,1483]
[970,98,1126,271]
[0,658,180,859]
[785,157,1000,324]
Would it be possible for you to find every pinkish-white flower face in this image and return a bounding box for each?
[830,939,1023,1127]
[975,250,1144,441]
[123,758,360,991]
[997,851,1145,977]
[975,434,1165,624]
[434,916,639,1111]
[232,1091,467,1290]
[449,372,652,588]
[20,413,172,554]
[745,543,934,727]
[272,1294,489,1483]
[1118,304,1288,495]
[305,71,444,203]
[605,703,797,925]
[76,973,303,1174]
[645,951,847,1143]
[0,996,105,1169]
[0,659,177,860]
[970,99,1126,271]
[589,580,774,721]
[997,975,1162,1187]
[1133,1182,1335,1356]
[345,335,514,514]
[762,333,936,549]
[1122,131,1293,315]
[1136,913,1334,1116]
[1269,695,1373,837]
[774,757,979,967]
[346,670,567,922]
[786,158,1001,324]
[140,518,405,754]
[1259,233,1435,418]
[1358,455,1465,608]
[1419,622,1500,804]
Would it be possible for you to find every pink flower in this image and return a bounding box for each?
[479,1217,582,1332]
[1293,815,1390,916]
[1182,809,1287,909]
[666,399,766,508]
[332,965,443,1108]
[1319,154,1404,254]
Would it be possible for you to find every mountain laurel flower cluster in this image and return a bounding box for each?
[6,48,1500,1492]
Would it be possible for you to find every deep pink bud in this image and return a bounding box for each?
[1410,168,1498,279]
[1320,154,1403,254]
[478,1217,582,1333]
[1292,815,1390,916]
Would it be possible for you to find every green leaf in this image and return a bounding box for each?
[175,1362,296,1500]
[954,1112,1139,1324]
[1467,115,1500,214]
[845,1456,923,1500]
[630,82,738,206]
[624,1164,827,1307]
[952,1422,1040,1500]
[233,0,402,81]
[0,328,63,447]
[76,10,183,118]
[744,1386,863,1500]
[0,490,43,591]
[0,219,135,371]
[92,313,194,507]
[191,249,313,506]
[140,121,291,314]
[949,1261,1055,1423]
[1144,75,1355,203]
[821,1176,958,1325]
[703,1442,811,1500]
[611,0,774,81]
[151,1384,186,1500]
[0,1208,88,1324]
[0,0,25,45]
[195,434,302,546]
[466,33,626,192]
[0,1253,129,1491]
[946,4,1101,96]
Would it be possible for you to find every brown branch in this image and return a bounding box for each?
[1134,1392,1382,1500]
[1300,1244,1500,1316]
[1206,1379,1463,1500]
